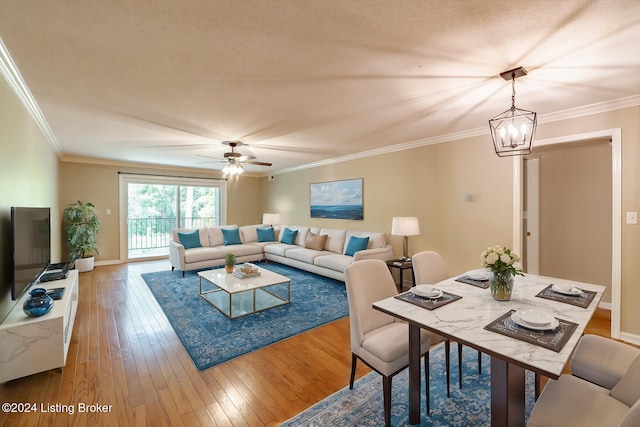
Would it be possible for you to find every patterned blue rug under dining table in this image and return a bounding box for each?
[141,262,348,370]
[281,344,536,426]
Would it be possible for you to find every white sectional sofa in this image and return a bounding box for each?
[169,224,394,281]
[169,224,266,275]
[263,225,394,281]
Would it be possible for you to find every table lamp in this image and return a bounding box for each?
[262,213,280,227]
[391,217,420,261]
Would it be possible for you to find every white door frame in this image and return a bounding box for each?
[512,128,621,339]
[524,158,540,275]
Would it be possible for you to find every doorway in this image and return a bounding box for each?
[513,128,621,339]
[523,140,612,296]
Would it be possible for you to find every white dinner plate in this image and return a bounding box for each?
[411,285,443,299]
[551,284,583,296]
[464,269,490,281]
[511,311,559,331]
[518,309,555,325]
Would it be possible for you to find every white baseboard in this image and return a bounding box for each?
[94,259,121,266]
[620,332,640,346]
[593,303,640,346]
[598,301,612,310]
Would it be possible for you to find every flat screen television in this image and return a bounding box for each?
[10,207,51,300]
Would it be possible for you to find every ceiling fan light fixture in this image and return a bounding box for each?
[489,66,537,157]
[222,160,244,177]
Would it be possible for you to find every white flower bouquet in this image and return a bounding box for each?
[480,244,523,277]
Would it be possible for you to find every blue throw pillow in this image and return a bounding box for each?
[281,228,298,245]
[345,236,369,256]
[257,227,275,242]
[222,227,242,245]
[178,230,202,249]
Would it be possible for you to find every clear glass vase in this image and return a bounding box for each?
[490,271,514,301]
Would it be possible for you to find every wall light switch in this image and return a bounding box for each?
[627,211,638,225]
[106,209,112,215]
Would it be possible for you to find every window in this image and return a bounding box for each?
[119,174,227,260]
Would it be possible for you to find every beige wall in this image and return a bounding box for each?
[226,175,263,226]
[430,136,514,275]
[260,135,514,277]
[0,76,60,321]
[59,162,262,262]
[537,142,612,301]
[262,105,640,336]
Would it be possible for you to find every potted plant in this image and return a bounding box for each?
[225,252,236,273]
[63,200,100,272]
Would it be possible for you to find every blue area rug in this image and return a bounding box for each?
[281,345,535,426]
[141,262,348,370]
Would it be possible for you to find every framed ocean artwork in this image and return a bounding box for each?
[310,178,363,220]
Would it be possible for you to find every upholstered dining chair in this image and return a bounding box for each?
[345,259,444,426]
[412,250,482,394]
[528,334,640,427]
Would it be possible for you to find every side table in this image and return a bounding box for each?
[386,259,415,292]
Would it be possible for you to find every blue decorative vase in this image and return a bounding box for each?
[23,288,54,317]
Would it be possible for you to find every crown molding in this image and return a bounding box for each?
[60,155,264,178]
[60,155,209,173]
[541,94,640,124]
[0,38,61,154]
[272,94,640,176]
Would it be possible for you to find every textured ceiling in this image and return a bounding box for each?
[1,0,639,174]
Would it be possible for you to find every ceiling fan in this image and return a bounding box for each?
[197,141,272,177]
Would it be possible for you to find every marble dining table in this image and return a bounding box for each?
[372,272,605,427]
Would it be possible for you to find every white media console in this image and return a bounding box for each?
[0,270,79,383]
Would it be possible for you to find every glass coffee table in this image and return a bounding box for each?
[198,267,291,319]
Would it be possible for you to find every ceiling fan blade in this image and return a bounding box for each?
[242,160,272,167]
[196,154,224,161]
[195,160,225,165]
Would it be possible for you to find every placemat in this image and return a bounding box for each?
[484,309,578,353]
[535,284,597,308]
[395,290,462,311]
[455,276,490,289]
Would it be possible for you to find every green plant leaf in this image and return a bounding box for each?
[63,200,101,260]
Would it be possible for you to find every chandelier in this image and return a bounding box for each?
[489,66,537,157]
[222,159,244,177]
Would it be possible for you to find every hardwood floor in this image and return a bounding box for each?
[0,261,612,427]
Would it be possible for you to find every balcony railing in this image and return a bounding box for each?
[127,217,218,251]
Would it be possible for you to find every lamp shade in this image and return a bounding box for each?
[391,217,420,236]
[262,213,280,225]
